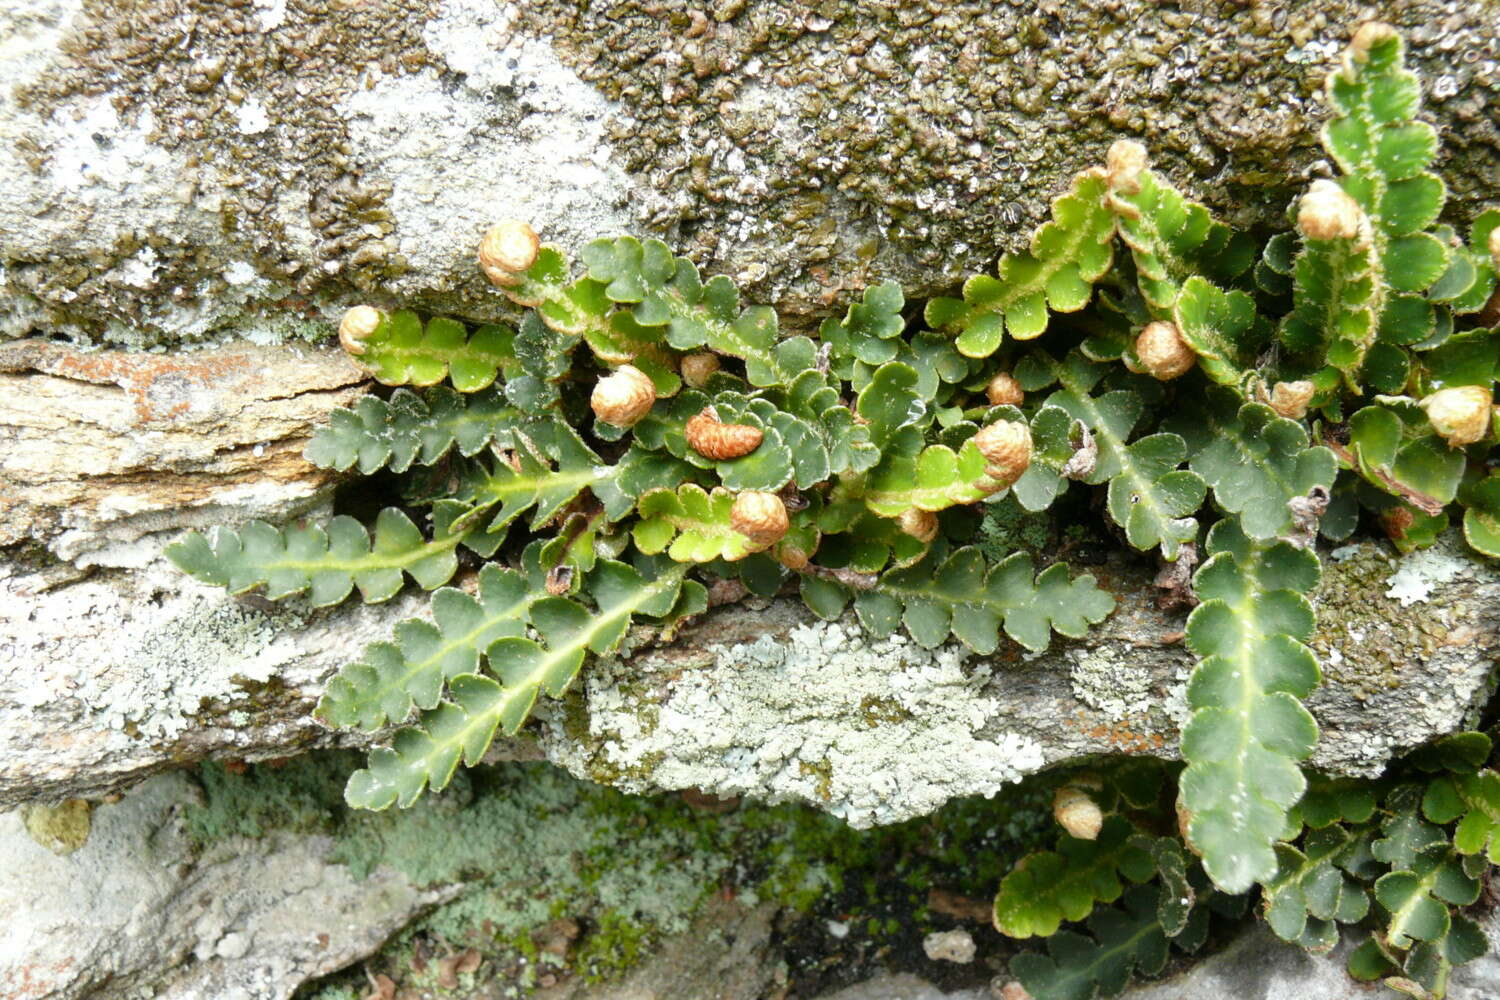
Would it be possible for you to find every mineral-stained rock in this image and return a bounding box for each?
[3,0,1498,345]
[0,338,366,566]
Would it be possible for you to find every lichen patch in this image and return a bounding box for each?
[540,617,1047,828]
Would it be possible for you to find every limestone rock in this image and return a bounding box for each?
[3,0,1497,345]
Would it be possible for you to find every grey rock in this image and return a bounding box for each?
[532,898,781,1000]
[3,523,1495,825]
[830,920,1500,1000]
[0,772,456,1000]
[2,0,1497,345]
[818,974,987,1000]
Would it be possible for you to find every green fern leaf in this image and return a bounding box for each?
[925,170,1115,358]
[1178,520,1322,893]
[1022,349,1203,559]
[1168,386,1338,540]
[355,310,516,392]
[1376,846,1481,951]
[1008,405,1086,513]
[861,439,998,518]
[1105,434,1206,557]
[1281,26,1449,389]
[445,416,608,533]
[819,280,907,365]
[1106,161,1254,315]
[1343,403,1464,513]
[1171,276,1264,385]
[993,817,1156,939]
[852,546,1114,654]
[780,370,881,476]
[315,564,533,730]
[1461,475,1500,558]
[1446,210,1500,314]
[1010,885,1173,1000]
[591,446,701,523]
[632,484,759,562]
[1262,826,1373,949]
[305,387,522,474]
[165,502,500,606]
[343,558,694,808]
[1450,769,1500,863]
[580,235,809,387]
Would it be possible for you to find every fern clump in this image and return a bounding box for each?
[169,20,1499,997]
[1000,736,1500,1000]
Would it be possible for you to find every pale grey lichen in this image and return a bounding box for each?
[339,0,644,300]
[1067,646,1156,722]
[539,617,1047,828]
[1385,544,1470,606]
[87,588,306,740]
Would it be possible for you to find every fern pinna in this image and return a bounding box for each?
[169,21,1499,998]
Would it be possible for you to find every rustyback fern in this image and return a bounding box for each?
[169,22,1500,993]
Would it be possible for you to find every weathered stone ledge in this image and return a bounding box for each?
[3,532,1494,822]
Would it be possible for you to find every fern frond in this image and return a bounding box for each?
[344,558,698,808]
[992,817,1157,939]
[304,386,521,474]
[1017,349,1204,560]
[632,484,759,562]
[925,170,1115,359]
[166,502,502,606]
[1167,386,1338,540]
[819,280,907,366]
[1104,159,1254,316]
[1282,25,1448,392]
[353,310,516,392]
[315,564,533,730]
[1009,885,1174,1000]
[848,546,1114,654]
[1177,520,1322,893]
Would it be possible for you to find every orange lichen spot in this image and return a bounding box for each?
[1070,712,1166,753]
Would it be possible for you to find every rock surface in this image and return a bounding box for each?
[2,0,1497,345]
[834,918,1500,1000]
[2,336,1496,819]
[0,772,458,1000]
[7,762,1496,1000]
[0,338,365,565]
[4,506,1496,821]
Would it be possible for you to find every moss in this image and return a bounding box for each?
[524,0,1500,321]
[187,750,1053,998]
[183,752,354,845]
[572,911,657,983]
[1312,541,1461,702]
[976,494,1055,559]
